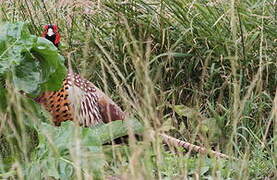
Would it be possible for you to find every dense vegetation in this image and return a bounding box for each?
[0,0,276,179]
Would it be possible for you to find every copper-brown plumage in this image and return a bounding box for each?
[34,76,73,126]
[35,72,125,127]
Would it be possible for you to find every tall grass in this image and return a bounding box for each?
[0,0,276,179]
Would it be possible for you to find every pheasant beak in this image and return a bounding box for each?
[47,28,55,36]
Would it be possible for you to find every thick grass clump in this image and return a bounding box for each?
[0,0,276,179]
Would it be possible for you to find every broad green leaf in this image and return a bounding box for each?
[37,117,144,147]
[12,52,42,95]
[32,37,66,92]
[89,117,144,144]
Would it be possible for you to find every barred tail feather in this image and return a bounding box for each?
[160,133,232,159]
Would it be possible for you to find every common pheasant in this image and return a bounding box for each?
[35,24,125,127]
[35,24,231,159]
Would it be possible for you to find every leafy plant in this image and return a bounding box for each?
[0,22,67,97]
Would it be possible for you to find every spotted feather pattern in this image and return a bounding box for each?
[35,72,125,127]
[34,80,73,126]
[66,73,103,127]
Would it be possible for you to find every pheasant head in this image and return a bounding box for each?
[42,24,61,47]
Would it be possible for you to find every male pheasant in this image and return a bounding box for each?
[35,24,125,127]
[35,24,231,159]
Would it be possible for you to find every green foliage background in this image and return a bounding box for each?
[0,0,276,179]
